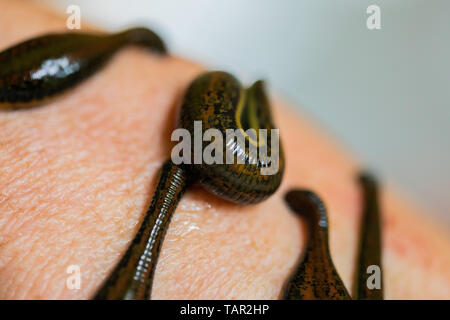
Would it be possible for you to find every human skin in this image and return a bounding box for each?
[0,0,449,300]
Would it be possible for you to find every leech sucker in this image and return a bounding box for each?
[353,172,383,300]
[282,190,351,300]
[0,27,166,109]
[93,71,285,299]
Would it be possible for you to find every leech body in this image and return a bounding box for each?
[0,27,385,301]
[94,71,285,299]
[180,71,285,204]
[282,175,384,300]
[0,27,166,109]
[94,161,189,300]
[353,173,383,299]
[282,190,351,299]
[0,28,285,299]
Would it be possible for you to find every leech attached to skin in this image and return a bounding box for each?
[1,26,384,301]
[94,161,190,300]
[282,173,383,300]
[282,190,351,299]
[94,71,285,299]
[353,173,383,299]
[0,28,285,299]
[0,27,166,109]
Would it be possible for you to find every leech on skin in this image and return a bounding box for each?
[94,71,285,299]
[94,161,190,300]
[282,190,351,299]
[0,28,285,299]
[0,25,385,301]
[353,173,383,299]
[282,173,384,300]
[0,27,166,109]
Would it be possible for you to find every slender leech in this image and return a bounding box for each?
[0,29,285,299]
[353,173,383,299]
[94,160,189,300]
[0,27,166,109]
[282,173,383,299]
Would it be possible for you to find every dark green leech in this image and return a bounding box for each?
[353,173,383,299]
[282,173,384,300]
[180,71,284,204]
[282,190,351,299]
[94,71,285,299]
[0,31,284,299]
[0,27,166,109]
[94,160,189,300]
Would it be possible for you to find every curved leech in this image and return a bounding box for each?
[0,27,166,109]
[282,190,351,299]
[0,26,384,301]
[179,71,285,204]
[282,173,384,300]
[353,172,383,299]
[0,29,284,299]
[94,71,284,299]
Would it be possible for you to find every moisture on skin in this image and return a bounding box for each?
[282,174,383,300]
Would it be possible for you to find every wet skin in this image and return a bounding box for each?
[0,0,449,299]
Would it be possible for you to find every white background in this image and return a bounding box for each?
[42,0,450,223]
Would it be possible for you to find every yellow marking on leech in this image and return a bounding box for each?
[235,87,266,148]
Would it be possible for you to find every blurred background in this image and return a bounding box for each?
[42,0,450,223]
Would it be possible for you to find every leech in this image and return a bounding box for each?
[282,190,351,299]
[1,26,384,301]
[0,27,166,109]
[353,173,383,299]
[282,173,384,300]
[94,161,190,300]
[94,71,285,299]
[0,28,285,299]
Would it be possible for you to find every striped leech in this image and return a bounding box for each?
[0,28,285,299]
[0,27,383,300]
[282,173,383,299]
[0,28,166,108]
[94,71,285,299]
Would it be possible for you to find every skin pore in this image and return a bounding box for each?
[0,0,449,299]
